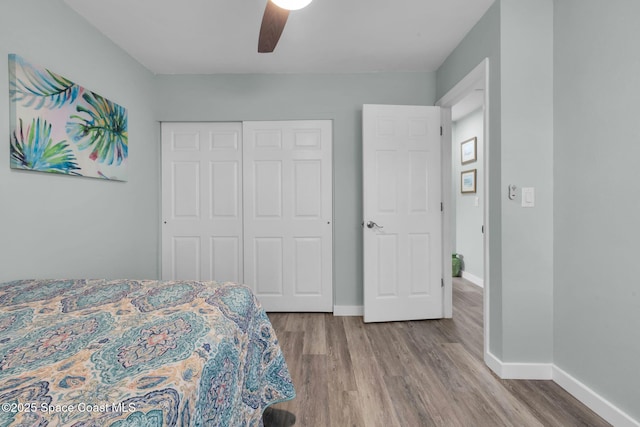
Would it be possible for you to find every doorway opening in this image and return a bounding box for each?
[437,58,490,363]
[451,80,485,288]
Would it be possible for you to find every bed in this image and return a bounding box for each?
[0,279,295,426]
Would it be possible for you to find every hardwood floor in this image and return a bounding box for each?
[263,278,610,427]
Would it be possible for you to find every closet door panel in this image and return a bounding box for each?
[162,122,243,282]
[243,120,333,312]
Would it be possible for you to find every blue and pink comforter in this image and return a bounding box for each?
[0,279,295,426]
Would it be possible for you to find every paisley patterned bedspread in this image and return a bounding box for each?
[0,279,295,426]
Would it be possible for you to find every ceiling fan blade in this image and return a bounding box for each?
[258,0,289,53]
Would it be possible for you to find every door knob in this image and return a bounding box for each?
[366,221,383,229]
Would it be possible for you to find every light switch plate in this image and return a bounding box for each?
[522,187,535,207]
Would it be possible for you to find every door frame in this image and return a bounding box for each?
[436,59,490,360]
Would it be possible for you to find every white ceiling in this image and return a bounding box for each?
[63,0,495,75]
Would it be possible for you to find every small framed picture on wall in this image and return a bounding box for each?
[461,169,477,193]
[461,137,477,164]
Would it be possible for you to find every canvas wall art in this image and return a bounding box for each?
[9,54,128,181]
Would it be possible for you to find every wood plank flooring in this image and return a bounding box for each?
[263,278,610,427]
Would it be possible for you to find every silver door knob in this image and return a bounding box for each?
[366,221,383,229]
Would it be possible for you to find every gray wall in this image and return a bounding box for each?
[554,0,640,420]
[441,0,638,420]
[154,73,436,307]
[500,0,554,362]
[437,0,555,362]
[0,0,159,282]
[453,108,484,281]
[437,0,504,358]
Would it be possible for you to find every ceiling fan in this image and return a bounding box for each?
[258,0,312,53]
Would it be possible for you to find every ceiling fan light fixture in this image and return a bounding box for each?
[270,0,312,11]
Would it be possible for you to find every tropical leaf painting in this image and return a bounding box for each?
[67,91,128,166]
[11,118,80,175]
[8,54,128,181]
[9,55,80,110]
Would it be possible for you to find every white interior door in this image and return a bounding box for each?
[243,120,333,312]
[363,105,442,322]
[161,122,243,282]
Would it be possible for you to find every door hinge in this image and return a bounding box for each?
[482,225,484,234]
[441,278,444,288]
[440,202,443,212]
[440,126,443,136]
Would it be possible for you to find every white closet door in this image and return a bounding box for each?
[161,122,243,283]
[243,120,333,312]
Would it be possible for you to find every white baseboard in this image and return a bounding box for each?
[461,271,484,287]
[486,352,639,426]
[333,305,363,316]
[484,351,552,379]
[485,351,503,377]
[501,362,553,379]
[553,365,640,427]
